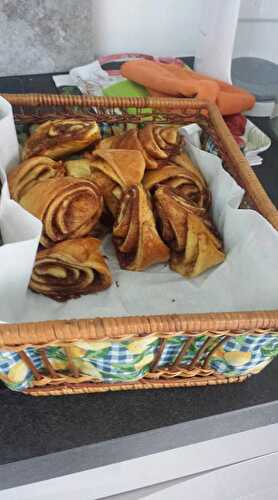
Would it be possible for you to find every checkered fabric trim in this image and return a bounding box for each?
[0,347,43,373]
[0,334,277,391]
[224,335,271,353]
[93,343,135,375]
[0,351,21,373]
[0,347,43,391]
[211,334,278,374]
[158,336,206,367]
[27,347,44,370]
[92,339,159,381]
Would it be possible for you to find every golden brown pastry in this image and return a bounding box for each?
[20,177,103,247]
[88,149,146,216]
[22,119,101,160]
[64,159,92,178]
[30,237,112,301]
[8,156,65,202]
[96,135,120,150]
[144,152,210,210]
[97,125,182,169]
[138,124,182,167]
[170,210,225,278]
[154,186,206,252]
[113,184,170,271]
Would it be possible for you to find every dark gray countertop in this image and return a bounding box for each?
[1,360,278,464]
[0,69,278,490]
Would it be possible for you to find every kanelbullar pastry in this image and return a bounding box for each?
[30,237,112,301]
[88,149,146,216]
[153,185,224,276]
[170,212,225,278]
[170,208,225,278]
[11,119,224,299]
[144,152,210,210]
[22,119,101,160]
[97,125,182,169]
[64,159,92,178]
[20,177,103,247]
[138,124,182,166]
[154,185,206,252]
[8,156,65,202]
[113,184,169,271]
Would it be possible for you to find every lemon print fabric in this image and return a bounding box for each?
[246,358,272,375]
[127,335,157,354]
[68,335,159,382]
[48,357,68,372]
[73,359,103,379]
[46,346,69,372]
[8,360,29,385]
[134,354,154,371]
[74,340,112,352]
[209,334,278,377]
[157,335,207,368]
[223,351,251,367]
[0,333,278,392]
[0,348,42,392]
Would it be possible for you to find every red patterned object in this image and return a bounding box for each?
[224,114,247,136]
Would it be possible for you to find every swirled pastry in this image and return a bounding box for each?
[30,237,112,301]
[97,125,183,169]
[154,185,206,252]
[170,210,225,278]
[88,149,146,216]
[96,135,120,150]
[113,184,169,271]
[64,159,92,178]
[8,156,65,202]
[144,152,210,210]
[138,125,182,167]
[22,119,101,160]
[20,177,103,247]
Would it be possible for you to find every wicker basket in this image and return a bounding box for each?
[1,93,278,397]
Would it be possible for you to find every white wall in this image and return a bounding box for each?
[234,0,278,63]
[93,0,202,57]
[93,0,278,64]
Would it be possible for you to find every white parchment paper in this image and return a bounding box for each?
[1,117,278,323]
[0,97,42,320]
[0,96,20,170]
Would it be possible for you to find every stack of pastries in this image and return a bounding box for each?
[8,119,225,301]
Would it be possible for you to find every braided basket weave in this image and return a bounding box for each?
[1,93,278,396]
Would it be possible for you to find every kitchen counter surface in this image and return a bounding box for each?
[0,70,278,491]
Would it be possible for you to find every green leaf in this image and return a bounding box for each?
[84,347,111,360]
[262,347,278,358]
[47,347,67,361]
[111,364,137,372]
[165,337,184,345]
[233,335,247,346]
